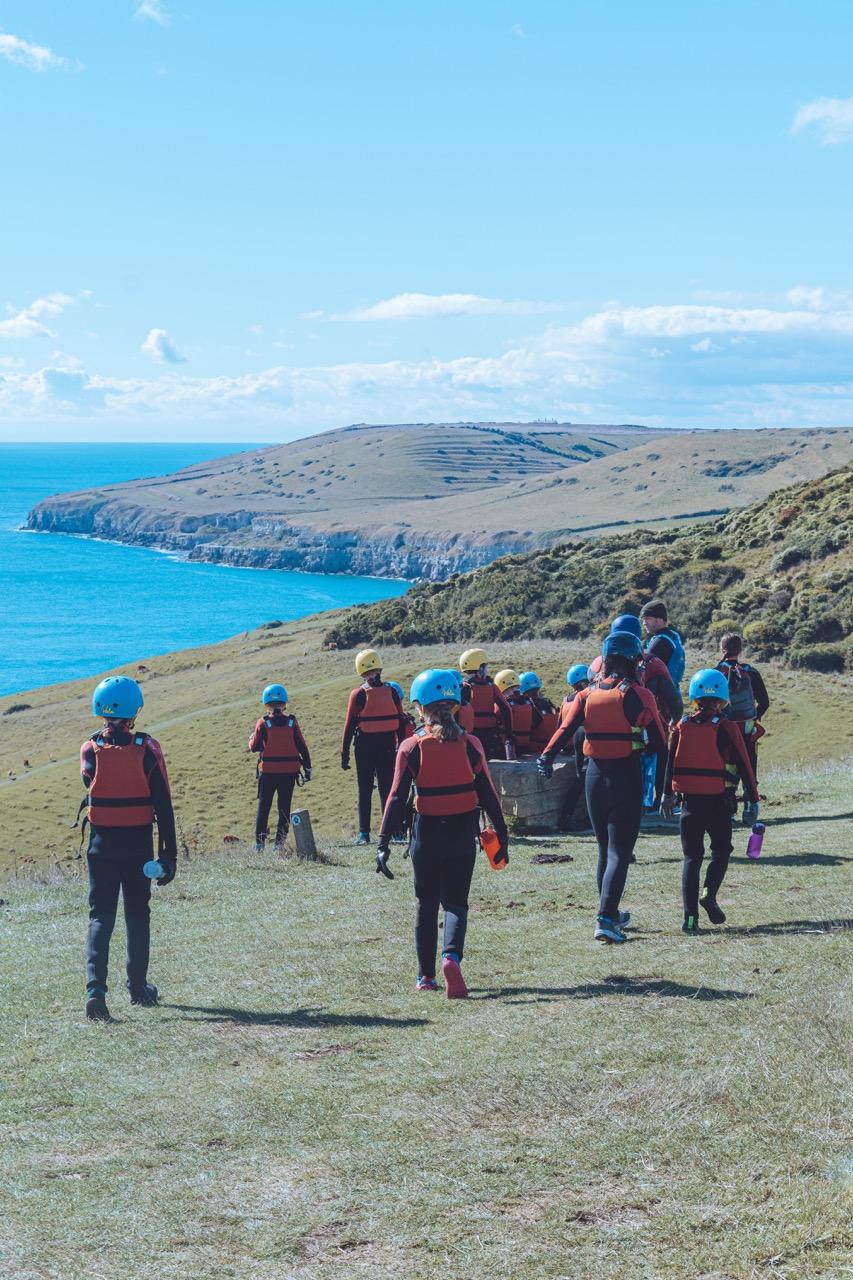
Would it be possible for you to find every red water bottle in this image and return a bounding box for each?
[747,822,765,859]
[479,828,507,870]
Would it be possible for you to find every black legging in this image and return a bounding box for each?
[410,811,478,978]
[354,731,396,835]
[680,794,733,917]
[256,773,297,845]
[559,728,590,829]
[585,754,643,919]
[86,826,153,996]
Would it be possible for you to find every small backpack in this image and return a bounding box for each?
[719,660,756,722]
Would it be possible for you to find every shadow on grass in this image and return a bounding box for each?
[167,1003,428,1029]
[734,852,853,867]
[472,976,752,1003]
[765,811,853,827]
[721,917,852,936]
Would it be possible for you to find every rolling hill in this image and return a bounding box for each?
[25,422,853,580]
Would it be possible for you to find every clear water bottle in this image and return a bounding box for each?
[746,823,765,859]
[143,859,165,879]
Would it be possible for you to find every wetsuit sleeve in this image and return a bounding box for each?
[493,688,514,737]
[749,668,770,719]
[542,692,586,757]
[293,720,311,770]
[143,747,177,856]
[80,740,96,787]
[379,739,419,841]
[625,686,668,756]
[390,688,406,745]
[647,634,674,667]
[248,719,267,753]
[467,737,508,840]
[341,689,366,754]
[719,722,759,802]
[573,727,586,773]
[663,724,680,795]
[647,669,683,722]
[529,702,543,733]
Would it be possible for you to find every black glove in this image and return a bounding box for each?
[725,790,738,816]
[537,754,553,780]
[660,795,676,821]
[495,840,509,868]
[157,854,176,886]
[303,767,312,783]
[375,847,394,879]
[341,753,350,771]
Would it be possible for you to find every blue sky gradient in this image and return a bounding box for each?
[2,0,853,438]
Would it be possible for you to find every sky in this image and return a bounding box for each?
[2,0,853,441]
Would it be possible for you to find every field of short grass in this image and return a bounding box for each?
[2,758,850,1279]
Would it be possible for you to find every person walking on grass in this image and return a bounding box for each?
[341,649,406,847]
[376,669,508,998]
[249,684,312,851]
[716,631,769,822]
[661,668,760,934]
[79,676,177,1022]
[537,632,667,944]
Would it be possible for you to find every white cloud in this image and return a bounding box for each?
[792,96,853,145]
[0,31,76,71]
[690,338,720,353]
[512,24,526,38]
[786,285,826,311]
[339,292,558,321]
[135,0,170,25]
[0,293,74,340]
[141,328,186,364]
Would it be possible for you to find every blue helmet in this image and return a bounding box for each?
[611,613,642,639]
[602,631,643,660]
[518,671,541,694]
[688,669,730,703]
[92,676,143,720]
[386,680,404,700]
[567,663,589,686]
[263,684,288,704]
[410,669,461,707]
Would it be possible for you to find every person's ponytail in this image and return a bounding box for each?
[425,703,464,742]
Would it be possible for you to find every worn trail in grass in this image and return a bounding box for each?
[1,761,851,1279]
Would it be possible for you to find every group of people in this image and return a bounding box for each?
[76,597,770,1017]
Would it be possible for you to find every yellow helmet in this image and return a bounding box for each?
[494,668,519,693]
[460,647,487,673]
[355,648,382,677]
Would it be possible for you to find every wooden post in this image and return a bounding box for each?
[290,809,318,861]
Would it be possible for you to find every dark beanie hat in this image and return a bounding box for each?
[639,599,668,621]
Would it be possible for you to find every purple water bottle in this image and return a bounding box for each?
[747,822,765,859]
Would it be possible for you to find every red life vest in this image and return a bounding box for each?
[258,715,301,775]
[466,678,498,731]
[506,693,534,751]
[402,713,418,739]
[530,702,558,749]
[456,698,475,733]
[413,731,478,816]
[672,715,737,795]
[87,733,155,827]
[582,683,646,760]
[357,683,400,734]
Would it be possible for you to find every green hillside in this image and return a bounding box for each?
[326,466,853,673]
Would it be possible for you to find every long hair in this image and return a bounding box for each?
[424,701,464,742]
[720,631,742,658]
[603,654,640,682]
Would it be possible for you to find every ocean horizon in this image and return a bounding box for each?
[0,443,410,698]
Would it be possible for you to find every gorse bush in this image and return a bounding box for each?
[326,467,852,672]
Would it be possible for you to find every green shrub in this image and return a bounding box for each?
[788,644,846,673]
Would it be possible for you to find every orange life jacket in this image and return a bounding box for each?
[582,682,646,760]
[413,731,478,816]
[357,683,400,734]
[530,704,558,749]
[466,678,498,731]
[456,699,475,733]
[87,733,155,827]
[506,693,534,751]
[672,715,737,795]
[402,713,418,739]
[259,715,301,775]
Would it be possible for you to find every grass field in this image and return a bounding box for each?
[1,756,851,1279]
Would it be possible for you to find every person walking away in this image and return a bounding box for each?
[495,669,541,756]
[521,671,560,753]
[79,676,177,1021]
[661,669,760,933]
[459,648,513,760]
[557,664,593,832]
[377,669,508,997]
[341,649,406,846]
[249,683,312,850]
[716,632,769,822]
[537,633,667,943]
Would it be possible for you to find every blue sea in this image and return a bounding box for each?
[0,444,409,697]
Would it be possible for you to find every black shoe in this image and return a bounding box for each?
[86,992,111,1021]
[700,891,726,924]
[681,915,701,934]
[129,983,159,1007]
